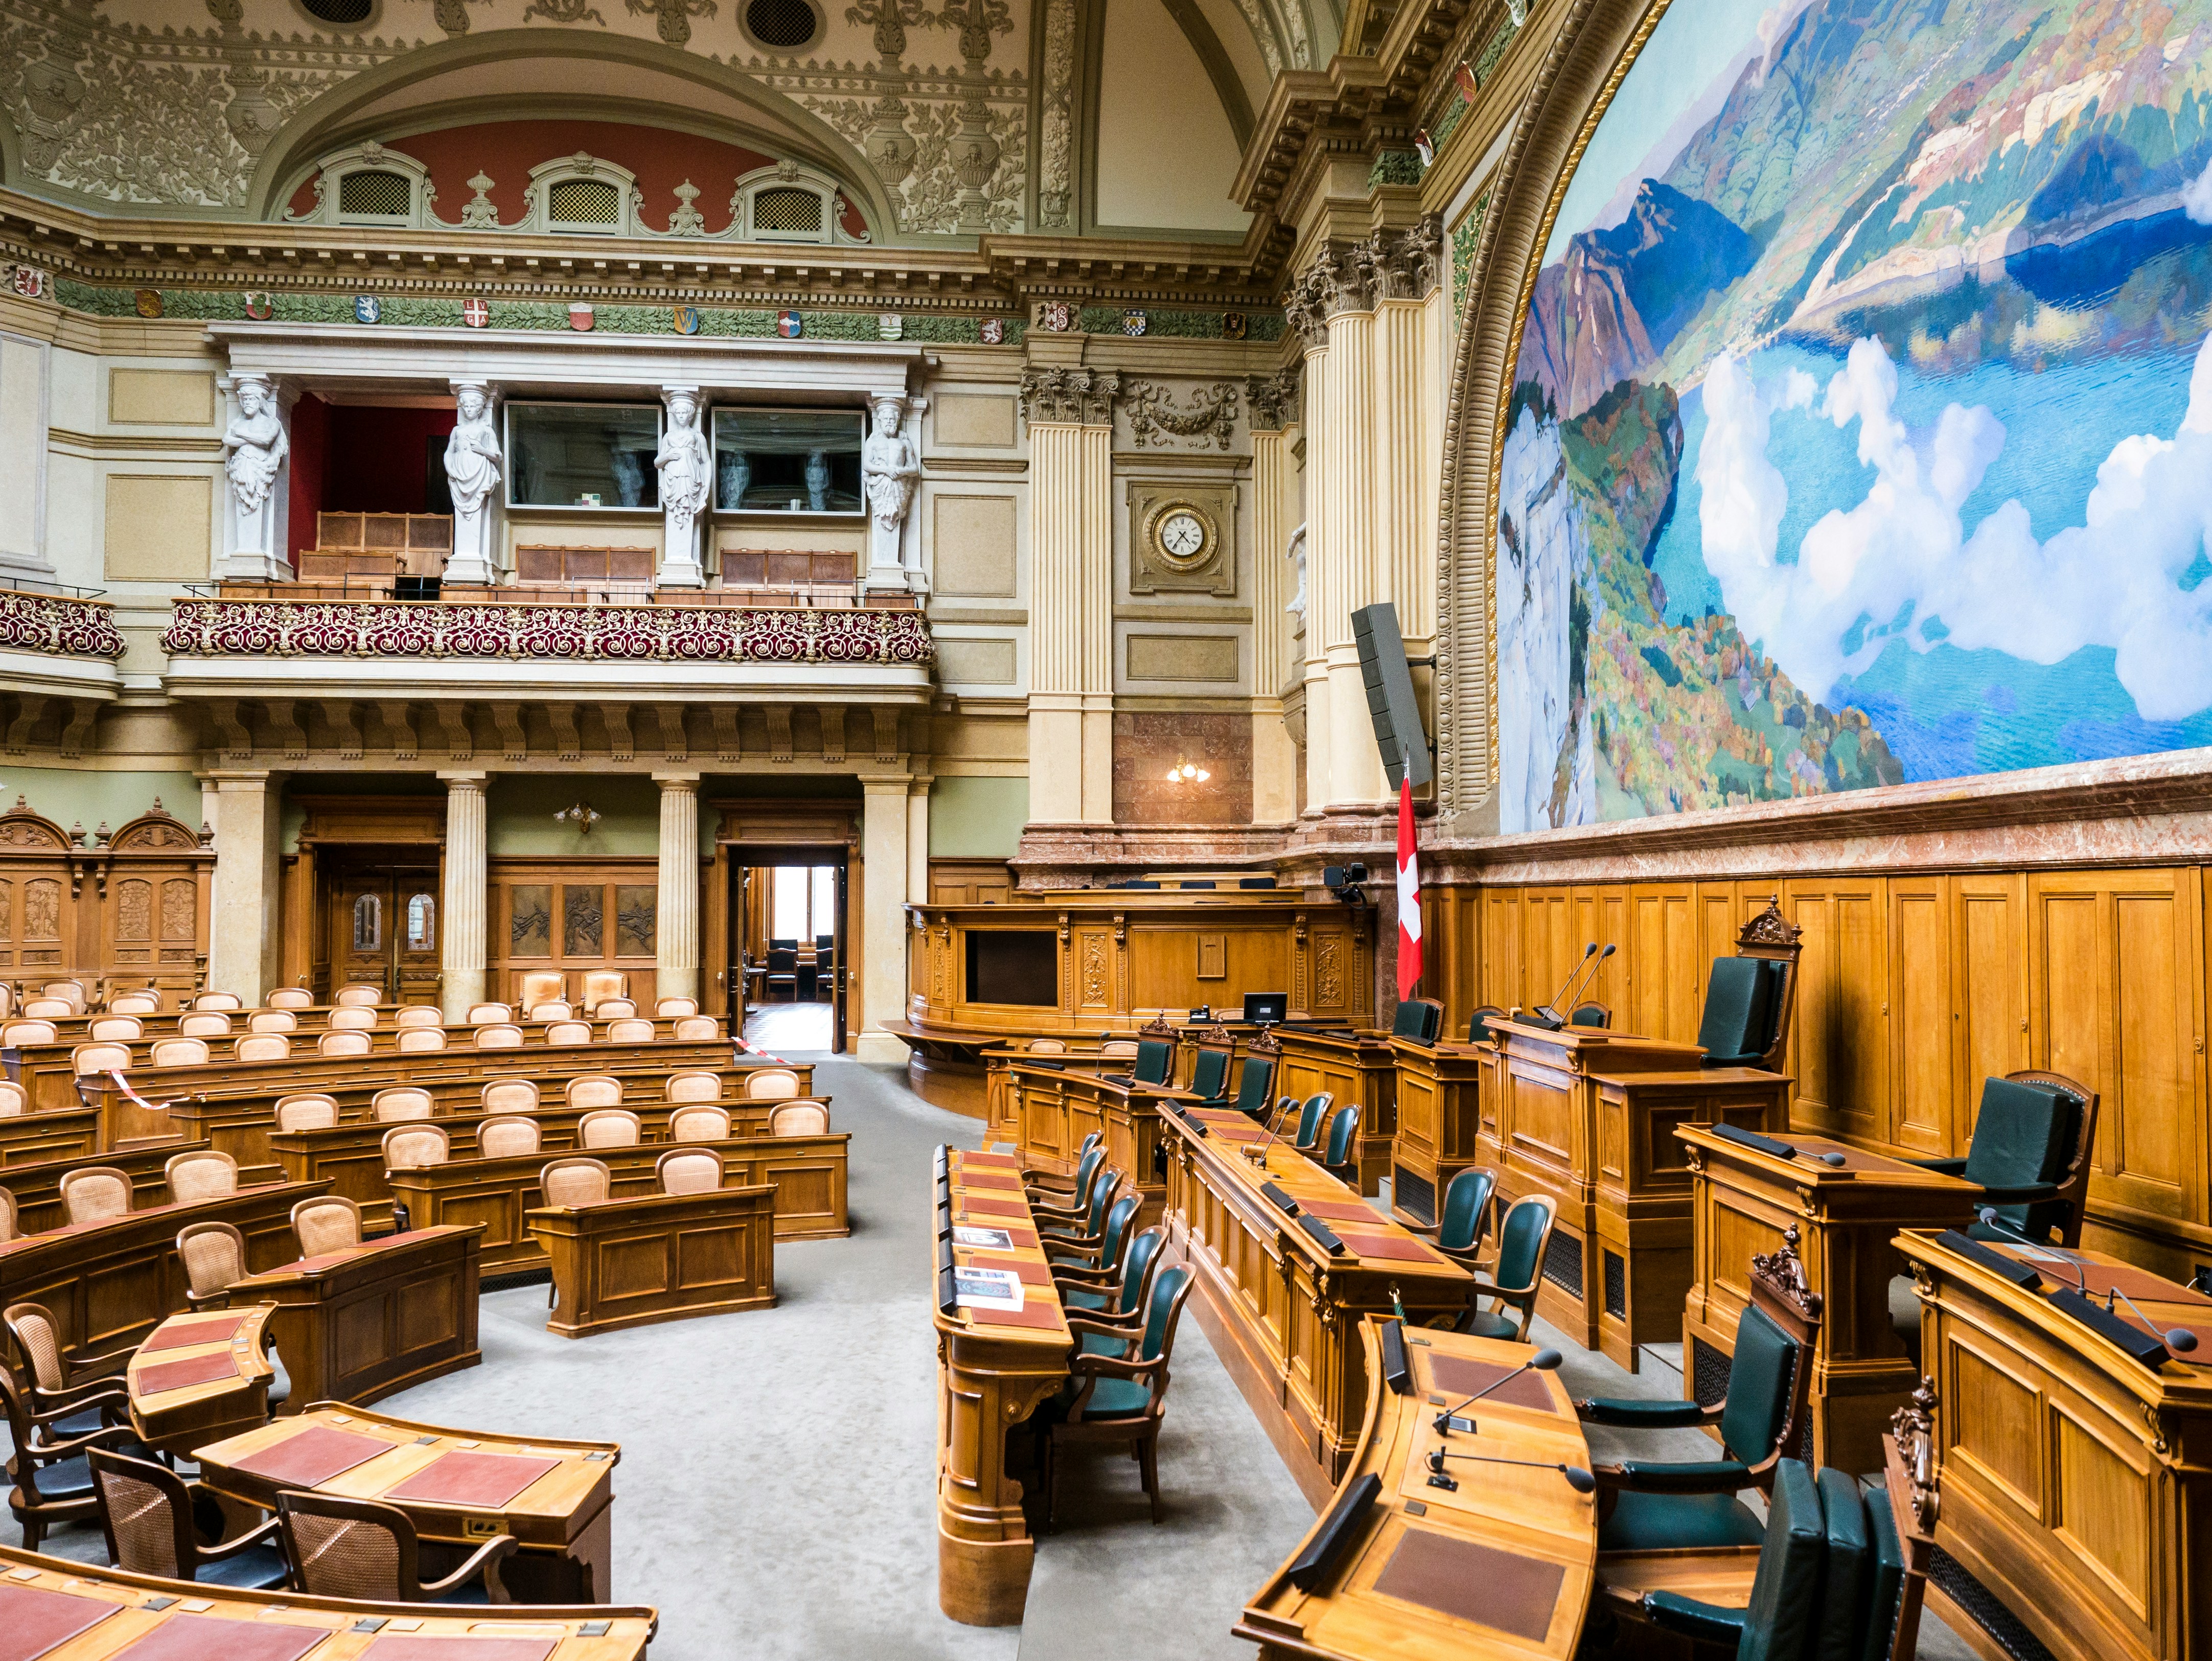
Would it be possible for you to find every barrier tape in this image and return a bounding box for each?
[107,1069,183,1115]
[735,1034,794,1067]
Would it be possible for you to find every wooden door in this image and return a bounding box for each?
[392,867,440,1007]
[332,870,397,999]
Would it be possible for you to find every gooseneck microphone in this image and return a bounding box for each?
[1433,1347,1564,1436]
[1975,1207,2089,1295]
[1424,1447,1597,1493]
[1522,945,1595,1031]
[2102,1282,2200,1354]
[1546,943,1616,1027]
[1246,1093,1301,1165]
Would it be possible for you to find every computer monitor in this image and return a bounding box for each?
[1243,991,1288,1026]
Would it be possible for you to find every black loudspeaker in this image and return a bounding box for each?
[1350,602,1432,789]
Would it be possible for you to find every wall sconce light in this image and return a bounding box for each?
[554,802,601,834]
[1163,762,1211,783]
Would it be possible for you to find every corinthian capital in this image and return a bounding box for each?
[1377,215,1444,299]
[1018,366,1122,426]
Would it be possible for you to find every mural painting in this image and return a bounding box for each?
[1497,0,2212,829]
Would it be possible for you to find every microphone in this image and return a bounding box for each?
[1523,947,1595,1032]
[1975,1207,2089,1295]
[2102,1282,2199,1354]
[1424,1447,1596,1494]
[1433,1347,1563,1436]
[1547,944,1616,1027]
[1242,1094,1301,1167]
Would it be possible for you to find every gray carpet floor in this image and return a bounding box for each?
[12,1053,1977,1658]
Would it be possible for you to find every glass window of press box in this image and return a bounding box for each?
[713,409,864,514]
[506,403,664,510]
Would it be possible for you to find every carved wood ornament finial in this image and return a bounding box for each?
[1749,1223,1822,1322]
[1737,895,1803,949]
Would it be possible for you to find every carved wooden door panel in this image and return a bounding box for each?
[393,867,440,1007]
[332,871,397,999]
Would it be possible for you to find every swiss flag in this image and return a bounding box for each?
[1395,776,1422,1001]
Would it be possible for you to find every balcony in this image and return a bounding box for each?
[0,589,126,755]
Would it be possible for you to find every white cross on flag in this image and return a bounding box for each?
[1395,775,1422,1001]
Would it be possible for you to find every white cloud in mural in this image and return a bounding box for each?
[2185,156,2212,226]
[1697,332,2212,721]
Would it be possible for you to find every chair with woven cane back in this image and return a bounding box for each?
[3,1300,133,1431]
[1040,1264,1199,1527]
[88,1446,290,1590]
[0,1364,146,1549]
[177,1221,249,1309]
[278,1488,518,1603]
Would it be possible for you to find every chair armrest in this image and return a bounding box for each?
[1068,1350,1164,1383]
[1042,1239,1104,1265]
[1048,1261,1123,1287]
[1063,1310,1144,1340]
[1968,1181,2064,1206]
[1577,1398,1719,1429]
[1464,1275,1537,1304]
[195,1513,283,1562]
[1598,1459,1754,1495]
[30,1386,129,1431]
[35,1375,134,1411]
[424,1534,519,1603]
[1643,1591,1748,1647]
[62,1342,140,1382]
[1029,1198,1089,1224]
[30,1418,143,1460]
[1907,1156,1969,1177]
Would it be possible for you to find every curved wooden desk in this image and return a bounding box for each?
[986,1057,1196,1227]
[1237,1319,1597,1659]
[126,1303,278,1458]
[195,1404,624,1605]
[0,1542,654,1658]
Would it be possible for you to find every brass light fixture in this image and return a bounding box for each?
[554,801,601,834]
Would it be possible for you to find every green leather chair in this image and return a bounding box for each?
[1698,956,1786,1067]
[1392,998,1442,1044]
[1455,1194,1553,1342]
[1859,1478,1910,1661]
[1023,1134,1103,1205]
[1467,1005,1505,1044]
[1812,1465,1870,1661]
[1038,1164,1121,1261]
[1133,1039,1173,1086]
[1571,1001,1610,1029]
[1909,1072,2096,1247]
[1639,1460,1826,1661]
[1421,1166,1496,1268]
[1581,1298,1813,1551]
[1056,1226,1166,1352]
[1228,1056,1275,1117]
[1045,1265,1197,1526]
[1052,1194,1139,1290]
[1292,1092,1333,1151]
[1189,1047,1229,1100]
[1319,1105,1360,1183]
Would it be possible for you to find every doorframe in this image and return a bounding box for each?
[707,796,863,1046]
[288,794,448,1001]
[725,843,853,1054]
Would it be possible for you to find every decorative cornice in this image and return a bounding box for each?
[1246,367,1301,431]
[1018,366,1121,426]
[1123,379,1239,450]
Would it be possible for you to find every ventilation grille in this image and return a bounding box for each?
[746,0,818,47]
[1690,1335,1731,1409]
[754,187,823,234]
[337,170,410,218]
[1603,1249,1627,1319]
[302,0,374,20]
[549,178,621,225]
[1391,1165,1435,1226]
[1930,1548,2060,1661]
[1541,1229,1582,1298]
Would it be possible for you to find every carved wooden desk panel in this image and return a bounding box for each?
[0,1544,654,1655]
[1159,1102,1473,1505]
[532,1185,776,1337]
[934,1147,1071,1628]
[196,1403,623,1605]
[988,1058,1189,1227]
[0,1105,101,1169]
[1895,1229,2212,1661]
[1273,1025,1397,1197]
[226,1224,483,1410]
[0,1180,324,1370]
[126,1302,278,1458]
[1388,1039,1486,1227]
[1677,1124,1978,1471]
[1236,1319,1598,1660]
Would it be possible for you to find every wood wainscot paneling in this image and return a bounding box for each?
[1273,1026,1397,1195]
[0,799,211,1005]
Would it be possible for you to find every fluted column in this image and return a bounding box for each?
[908,777,932,908]
[856,776,912,1063]
[1319,299,1384,810]
[1021,367,1119,823]
[655,771,701,1003]
[1376,217,1444,649]
[204,769,282,1004]
[1249,369,1302,823]
[437,771,488,1021]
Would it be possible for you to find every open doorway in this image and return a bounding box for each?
[732,852,847,1053]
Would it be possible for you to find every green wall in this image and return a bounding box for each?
[0,766,202,838]
[930,776,1028,858]
[489,775,662,857]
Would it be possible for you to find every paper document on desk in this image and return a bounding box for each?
[954,1226,1015,1251]
[953,1266,1025,1310]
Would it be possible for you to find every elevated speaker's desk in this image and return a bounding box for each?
[0,1544,654,1657]
[1469,1020,1789,1369]
[227,1224,483,1409]
[985,1057,1197,1227]
[1677,1124,1979,1472]
[196,1403,623,1605]
[933,1146,1071,1627]
[1159,1101,1473,1504]
[1896,1228,2212,1661]
[532,1184,776,1337]
[1272,1025,1397,1196]
[1236,1317,1597,1659]
[125,1303,278,1458]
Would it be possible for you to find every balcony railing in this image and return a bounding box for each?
[0,591,126,660]
[160,598,934,665]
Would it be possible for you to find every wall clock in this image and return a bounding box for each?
[1146,501,1218,571]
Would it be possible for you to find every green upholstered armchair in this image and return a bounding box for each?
[1042,1265,1198,1527]
[1188,1047,1230,1101]
[1908,1071,2098,1248]
[1577,1230,1822,1552]
[1291,1092,1333,1152]
[1227,1056,1275,1118]
[1454,1194,1554,1343]
[1571,1001,1610,1029]
[1407,1166,1496,1270]
[1392,998,1443,1044]
[1048,1193,1139,1281]
[1467,1005,1505,1044]
[1022,1133,1102,1201]
[1639,1460,1827,1661]
[1318,1105,1361,1184]
[1132,1038,1174,1086]
[1036,1162,1121,1260]
[1697,955,1787,1067]
[1055,1224,1165,1339]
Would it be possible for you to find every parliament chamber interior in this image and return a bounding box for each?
[0,0,2204,1654]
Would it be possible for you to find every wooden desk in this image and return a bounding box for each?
[227,1225,482,1410]
[0,1543,654,1655]
[0,1139,218,1235]
[1386,1037,1486,1225]
[1273,1025,1397,1196]
[1477,1019,1790,1369]
[196,1404,624,1605]
[0,1105,101,1168]
[1160,1101,1474,1502]
[389,1133,849,1275]
[126,1303,277,1458]
[986,1058,1192,1226]
[0,1180,323,1371]
[532,1185,776,1337]
[1895,1228,2212,1661]
[934,1146,1072,1627]
[1677,1124,1979,1472]
[1236,1318,1598,1659]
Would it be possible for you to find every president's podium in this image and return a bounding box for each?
[1483,1019,1791,1369]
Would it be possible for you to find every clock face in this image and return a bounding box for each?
[1158,509,1208,562]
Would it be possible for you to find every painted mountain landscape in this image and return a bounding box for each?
[1496,0,2212,831]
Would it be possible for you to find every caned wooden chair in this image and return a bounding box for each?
[666,1071,722,1103]
[657,1148,723,1195]
[164,1149,237,1204]
[317,1030,371,1057]
[372,1087,433,1123]
[72,1042,133,1078]
[540,1157,610,1207]
[333,984,381,1007]
[578,1110,641,1149]
[517,972,564,1014]
[247,1009,296,1034]
[382,1124,449,1170]
[60,1166,134,1224]
[474,1023,524,1050]
[744,1069,800,1100]
[394,1005,442,1028]
[580,971,628,1013]
[655,997,699,1018]
[150,1036,208,1067]
[176,1221,248,1308]
[291,1194,363,1255]
[673,1016,718,1041]
[769,1101,829,1137]
[193,993,243,1012]
[107,993,161,1016]
[669,1105,731,1142]
[0,1187,17,1242]
[178,1011,232,1037]
[593,998,638,1020]
[398,1026,446,1052]
[0,1080,25,1117]
[278,1489,516,1603]
[328,1005,377,1031]
[1027,1038,1067,1054]
[21,999,73,1019]
[0,1366,139,1550]
[88,1016,143,1042]
[275,1093,339,1132]
[478,1116,542,1158]
[4,1300,134,1421]
[2,1020,56,1046]
[465,1003,512,1024]
[480,1078,539,1113]
[88,1446,289,1590]
[236,1033,290,1063]
[565,1075,623,1110]
[606,1018,655,1043]
[543,1021,592,1047]
[528,1001,574,1024]
[265,987,314,1010]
